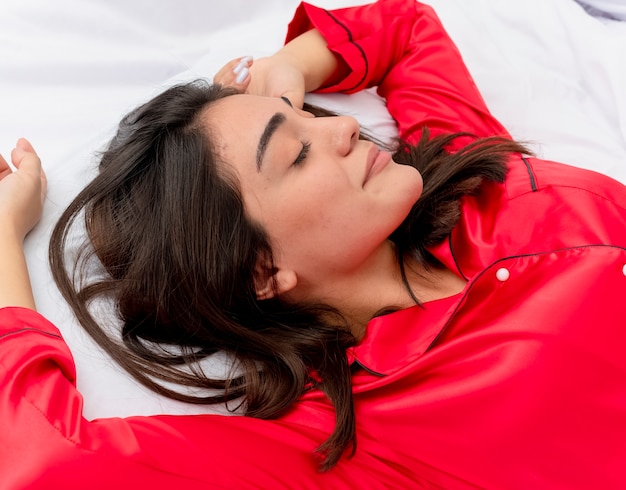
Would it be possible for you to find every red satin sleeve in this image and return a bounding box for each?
[286,0,510,143]
[0,307,326,488]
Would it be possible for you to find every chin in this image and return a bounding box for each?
[396,164,423,201]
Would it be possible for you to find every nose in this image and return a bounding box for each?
[330,115,360,156]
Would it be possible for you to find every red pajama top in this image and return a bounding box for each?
[2,1,626,488]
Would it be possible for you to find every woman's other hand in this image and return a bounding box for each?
[0,138,47,241]
[214,29,339,110]
[214,54,306,109]
[0,138,45,310]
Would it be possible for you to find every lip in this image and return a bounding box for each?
[363,145,391,186]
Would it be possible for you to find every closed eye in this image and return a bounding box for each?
[292,141,311,167]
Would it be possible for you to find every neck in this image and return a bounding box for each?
[294,241,467,339]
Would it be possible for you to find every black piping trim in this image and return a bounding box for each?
[448,233,469,281]
[0,327,62,341]
[425,243,626,353]
[522,156,538,192]
[353,359,386,378]
[323,9,368,92]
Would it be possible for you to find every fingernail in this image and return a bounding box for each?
[233,56,252,75]
[236,67,249,84]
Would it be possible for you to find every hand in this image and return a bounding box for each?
[0,138,47,241]
[214,30,338,109]
[214,54,306,109]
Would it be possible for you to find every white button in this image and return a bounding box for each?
[623,264,626,276]
[496,267,510,282]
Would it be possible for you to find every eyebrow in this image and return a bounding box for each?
[256,112,286,171]
[255,98,293,171]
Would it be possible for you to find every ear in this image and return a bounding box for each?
[254,265,298,300]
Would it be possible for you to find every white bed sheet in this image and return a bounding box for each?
[1,0,625,419]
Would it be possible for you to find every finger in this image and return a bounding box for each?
[232,56,253,76]
[234,66,250,86]
[219,56,253,73]
[214,56,253,90]
[11,144,42,177]
[230,56,253,88]
[11,146,26,168]
[16,137,36,153]
[0,153,12,179]
[214,59,236,83]
[11,138,46,199]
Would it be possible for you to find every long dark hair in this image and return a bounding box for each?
[49,79,528,471]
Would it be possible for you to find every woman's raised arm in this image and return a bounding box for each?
[286,0,510,141]
[219,0,511,144]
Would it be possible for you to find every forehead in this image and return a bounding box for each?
[199,93,285,176]
[204,94,279,128]
[201,94,281,150]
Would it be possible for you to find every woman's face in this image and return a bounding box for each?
[203,94,423,298]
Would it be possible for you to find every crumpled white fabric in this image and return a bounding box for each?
[576,0,626,21]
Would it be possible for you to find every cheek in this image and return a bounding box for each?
[265,180,356,245]
[273,189,340,233]
[278,168,348,215]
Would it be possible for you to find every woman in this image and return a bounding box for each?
[1,0,625,488]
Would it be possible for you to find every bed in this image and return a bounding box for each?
[1,0,625,420]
